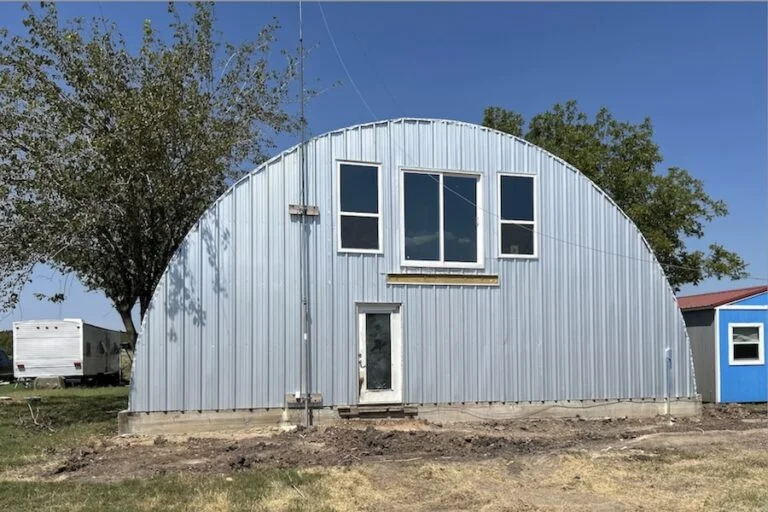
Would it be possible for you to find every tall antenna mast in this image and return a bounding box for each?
[299,1,305,140]
[298,0,312,427]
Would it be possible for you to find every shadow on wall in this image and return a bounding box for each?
[164,208,231,342]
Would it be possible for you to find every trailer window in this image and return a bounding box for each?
[85,343,92,357]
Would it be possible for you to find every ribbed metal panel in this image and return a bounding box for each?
[129,118,696,413]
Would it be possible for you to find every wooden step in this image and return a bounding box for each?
[338,405,418,419]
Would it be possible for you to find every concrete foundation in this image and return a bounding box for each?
[118,397,701,435]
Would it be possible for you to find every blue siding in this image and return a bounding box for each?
[718,308,768,402]
[731,292,768,307]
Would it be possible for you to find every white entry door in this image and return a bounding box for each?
[357,303,402,404]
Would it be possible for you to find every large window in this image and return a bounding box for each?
[729,323,764,365]
[498,173,536,257]
[401,170,482,267]
[338,162,382,252]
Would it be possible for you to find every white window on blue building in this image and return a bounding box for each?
[728,323,764,365]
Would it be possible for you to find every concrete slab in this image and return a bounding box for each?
[119,398,701,435]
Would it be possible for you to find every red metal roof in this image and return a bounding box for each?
[677,285,768,311]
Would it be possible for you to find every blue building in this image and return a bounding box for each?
[680,286,768,403]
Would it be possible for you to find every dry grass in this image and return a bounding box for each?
[1,386,766,511]
[261,429,768,511]
[0,470,322,512]
[2,431,767,511]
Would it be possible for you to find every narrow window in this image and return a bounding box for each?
[402,170,481,266]
[499,174,536,257]
[338,162,381,252]
[729,324,764,365]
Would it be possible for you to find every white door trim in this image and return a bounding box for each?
[715,306,721,403]
[356,303,403,405]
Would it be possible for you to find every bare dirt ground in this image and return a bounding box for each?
[44,404,768,480]
[6,404,768,511]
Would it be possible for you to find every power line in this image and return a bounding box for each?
[318,3,377,120]
[350,31,403,115]
[317,4,767,284]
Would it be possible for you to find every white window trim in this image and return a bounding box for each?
[497,172,538,259]
[337,160,384,254]
[728,322,764,366]
[399,167,484,269]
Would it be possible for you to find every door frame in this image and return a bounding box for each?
[356,302,403,405]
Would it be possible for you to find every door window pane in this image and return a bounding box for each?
[366,313,391,390]
[443,175,478,262]
[404,172,440,261]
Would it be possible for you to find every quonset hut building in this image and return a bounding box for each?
[120,119,699,434]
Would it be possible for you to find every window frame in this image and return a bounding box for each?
[336,160,384,254]
[399,167,484,269]
[497,172,538,259]
[728,322,764,366]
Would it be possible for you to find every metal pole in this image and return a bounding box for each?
[665,347,672,421]
[298,0,312,427]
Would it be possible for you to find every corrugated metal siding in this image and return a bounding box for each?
[129,118,696,413]
[682,310,716,402]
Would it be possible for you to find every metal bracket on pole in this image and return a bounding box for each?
[288,204,319,216]
[285,393,324,409]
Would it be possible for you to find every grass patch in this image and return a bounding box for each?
[0,470,323,512]
[0,386,127,470]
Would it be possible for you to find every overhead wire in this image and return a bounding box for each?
[317,2,768,284]
[318,3,377,120]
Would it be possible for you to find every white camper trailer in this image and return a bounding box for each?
[13,319,122,384]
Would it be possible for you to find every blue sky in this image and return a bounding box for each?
[0,2,765,331]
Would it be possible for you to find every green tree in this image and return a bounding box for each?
[482,101,747,290]
[0,2,304,349]
[0,330,11,356]
[482,106,524,138]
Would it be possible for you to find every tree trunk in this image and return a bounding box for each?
[119,307,138,352]
[139,294,151,320]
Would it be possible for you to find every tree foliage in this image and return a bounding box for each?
[482,101,747,290]
[0,2,303,348]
